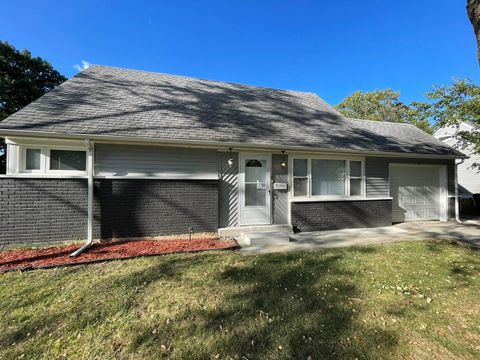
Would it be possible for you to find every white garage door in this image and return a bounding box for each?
[390,164,447,222]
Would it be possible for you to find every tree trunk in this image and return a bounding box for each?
[467,0,480,64]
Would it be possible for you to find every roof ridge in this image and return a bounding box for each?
[85,64,315,96]
[346,117,414,126]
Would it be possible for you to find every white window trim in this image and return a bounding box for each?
[46,146,88,175]
[18,145,88,176]
[290,154,366,201]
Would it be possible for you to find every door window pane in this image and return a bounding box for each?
[245,183,267,206]
[293,159,308,177]
[244,158,267,206]
[245,159,266,182]
[350,161,362,177]
[25,148,41,170]
[350,178,362,196]
[293,178,308,197]
[311,159,346,196]
[50,150,86,171]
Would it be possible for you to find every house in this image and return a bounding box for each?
[0,65,465,247]
[434,121,480,198]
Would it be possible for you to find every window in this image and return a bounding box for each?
[25,148,42,171]
[50,150,86,171]
[293,159,308,196]
[349,161,362,196]
[292,157,364,198]
[311,159,346,196]
[20,146,88,175]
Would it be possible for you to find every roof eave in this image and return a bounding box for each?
[0,128,467,159]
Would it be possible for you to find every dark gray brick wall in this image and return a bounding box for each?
[0,178,219,245]
[96,179,218,239]
[0,178,89,244]
[291,199,392,232]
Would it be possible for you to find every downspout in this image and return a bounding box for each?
[454,159,461,223]
[70,139,95,257]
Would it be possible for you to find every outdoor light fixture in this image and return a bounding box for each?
[227,148,234,167]
[281,150,286,168]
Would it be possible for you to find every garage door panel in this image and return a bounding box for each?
[413,209,426,219]
[400,194,413,206]
[390,165,446,222]
[403,212,413,221]
[426,207,440,219]
[414,196,426,205]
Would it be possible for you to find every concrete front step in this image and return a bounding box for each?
[237,230,294,247]
[219,224,293,238]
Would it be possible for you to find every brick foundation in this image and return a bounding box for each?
[291,199,392,232]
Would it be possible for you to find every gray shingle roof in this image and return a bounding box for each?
[0,65,463,157]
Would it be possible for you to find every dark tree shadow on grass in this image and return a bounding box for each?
[1,250,401,359]
[127,251,399,359]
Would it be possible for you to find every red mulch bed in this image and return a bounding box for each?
[0,238,238,272]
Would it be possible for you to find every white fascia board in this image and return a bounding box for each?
[0,129,467,159]
[5,136,87,147]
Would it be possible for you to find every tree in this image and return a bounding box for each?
[335,89,433,133]
[0,41,66,173]
[427,79,480,151]
[467,0,480,64]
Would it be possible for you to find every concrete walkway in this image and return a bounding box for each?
[240,220,480,255]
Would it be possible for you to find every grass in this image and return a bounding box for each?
[0,240,479,359]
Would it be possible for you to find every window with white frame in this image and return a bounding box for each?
[20,146,87,174]
[292,157,364,198]
[293,159,309,196]
[24,148,42,172]
[49,149,86,171]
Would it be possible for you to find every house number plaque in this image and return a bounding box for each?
[273,183,287,190]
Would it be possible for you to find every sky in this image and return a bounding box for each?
[0,0,478,105]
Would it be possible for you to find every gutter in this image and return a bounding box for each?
[0,128,468,160]
[70,139,95,257]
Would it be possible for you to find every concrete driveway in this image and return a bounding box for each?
[240,220,480,255]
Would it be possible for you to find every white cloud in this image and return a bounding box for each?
[74,60,92,72]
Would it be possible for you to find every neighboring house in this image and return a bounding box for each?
[0,65,465,246]
[434,122,480,197]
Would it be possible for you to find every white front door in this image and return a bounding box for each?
[239,154,271,225]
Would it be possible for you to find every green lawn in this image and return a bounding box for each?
[0,240,479,359]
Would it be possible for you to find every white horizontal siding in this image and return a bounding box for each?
[434,123,480,195]
[95,144,218,179]
[457,152,480,195]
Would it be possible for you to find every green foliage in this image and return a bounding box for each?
[0,41,66,173]
[0,41,66,120]
[335,89,405,122]
[427,79,480,151]
[335,80,480,146]
[335,89,433,134]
